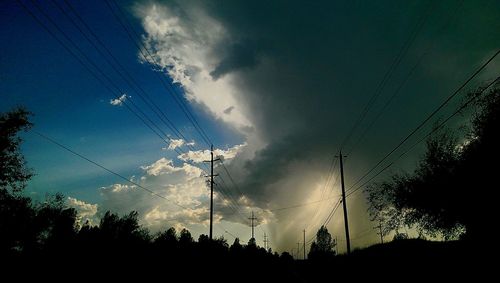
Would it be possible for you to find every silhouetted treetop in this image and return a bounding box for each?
[365,85,500,240]
[0,107,33,193]
[308,225,335,260]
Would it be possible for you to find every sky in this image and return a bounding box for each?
[1,0,499,255]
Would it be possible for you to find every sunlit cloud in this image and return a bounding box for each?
[67,197,98,226]
[177,143,247,163]
[167,138,185,150]
[109,94,128,106]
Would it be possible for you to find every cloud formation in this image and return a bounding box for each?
[167,138,185,150]
[92,142,250,235]
[177,143,246,163]
[133,0,500,251]
[109,94,128,106]
[141,157,181,176]
[67,197,98,225]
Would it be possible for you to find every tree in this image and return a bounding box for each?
[365,86,500,240]
[179,228,193,246]
[280,251,293,263]
[0,107,33,194]
[247,237,256,248]
[155,227,177,248]
[308,225,335,260]
[0,108,34,254]
[99,211,150,244]
[229,237,242,256]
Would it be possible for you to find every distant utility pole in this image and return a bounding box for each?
[375,220,384,244]
[303,229,306,260]
[337,150,351,254]
[297,242,300,260]
[263,233,269,250]
[248,211,257,239]
[335,236,338,255]
[204,145,220,240]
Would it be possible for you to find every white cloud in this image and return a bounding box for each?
[136,3,253,132]
[141,157,181,176]
[92,151,263,236]
[108,183,133,192]
[178,142,247,163]
[168,138,185,150]
[67,197,98,225]
[181,163,204,179]
[97,157,212,232]
[109,94,128,106]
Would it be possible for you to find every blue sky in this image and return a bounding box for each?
[1,0,243,203]
[1,0,499,254]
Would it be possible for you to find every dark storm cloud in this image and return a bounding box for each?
[142,0,499,250]
[210,42,261,79]
[199,0,500,202]
[223,105,235,114]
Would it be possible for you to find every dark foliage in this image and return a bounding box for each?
[365,86,500,240]
[0,107,33,193]
[308,225,336,260]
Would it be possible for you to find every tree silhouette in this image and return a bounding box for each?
[308,225,335,260]
[155,227,177,246]
[365,86,500,240]
[35,193,77,253]
[247,237,256,247]
[0,108,35,254]
[0,107,33,193]
[179,228,194,249]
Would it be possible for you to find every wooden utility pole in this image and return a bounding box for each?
[263,233,268,250]
[303,229,306,260]
[204,145,219,240]
[338,150,351,254]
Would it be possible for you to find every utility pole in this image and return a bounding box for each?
[248,211,257,240]
[375,220,384,244]
[263,233,268,250]
[338,150,351,254]
[303,229,306,260]
[203,145,219,240]
[335,236,338,255]
[297,242,300,260]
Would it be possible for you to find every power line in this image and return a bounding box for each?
[102,1,253,235]
[218,223,237,240]
[104,0,213,147]
[17,0,188,158]
[213,181,248,224]
[308,0,435,246]
[218,160,247,202]
[345,76,499,199]
[303,154,342,244]
[217,179,249,223]
[323,198,342,227]
[17,0,210,214]
[33,131,190,210]
[346,48,500,192]
[56,0,198,153]
[339,0,435,151]
[268,194,341,212]
[346,0,465,156]
[102,2,254,235]
[19,0,215,182]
